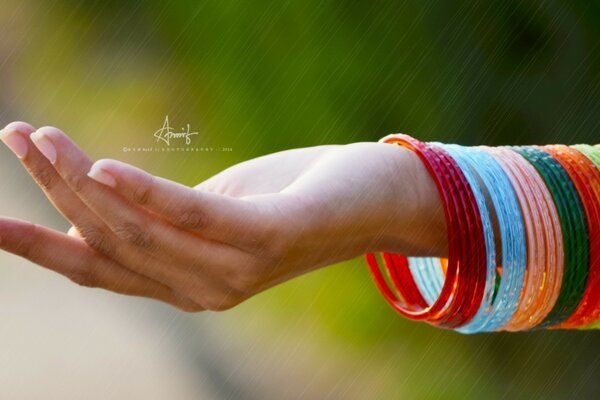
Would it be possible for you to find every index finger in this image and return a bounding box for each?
[88,159,273,247]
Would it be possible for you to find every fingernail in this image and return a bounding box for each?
[31,130,57,164]
[0,129,28,159]
[67,226,82,238]
[88,164,117,188]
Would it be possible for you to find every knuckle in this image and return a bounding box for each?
[178,278,245,312]
[68,267,98,288]
[177,207,208,230]
[14,223,38,259]
[65,172,85,193]
[33,166,56,189]
[268,239,288,263]
[203,294,242,312]
[244,218,289,262]
[175,301,205,313]
[228,267,261,295]
[133,180,152,205]
[254,234,288,265]
[114,222,153,249]
[79,226,115,256]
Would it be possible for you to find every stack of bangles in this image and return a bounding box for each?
[366,134,600,332]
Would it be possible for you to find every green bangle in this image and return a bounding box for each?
[572,144,600,168]
[512,146,589,327]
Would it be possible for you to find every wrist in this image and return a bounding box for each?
[371,142,448,257]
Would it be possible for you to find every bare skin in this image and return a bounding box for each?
[0,121,446,312]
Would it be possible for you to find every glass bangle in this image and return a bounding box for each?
[366,136,599,332]
[513,146,589,327]
[484,147,564,331]
[418,144,496,333]
[453,146,527,332]
[366,134,487,328]
[559,145,600,327]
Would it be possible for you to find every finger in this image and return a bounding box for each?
[1,123,191,287]
[1,124,241,309]
[1,121,79,217]
[30,127,254,283]
[1,122,114,241]
[67,225,82,238]
[88,158,273,247]
[0,217,203,312]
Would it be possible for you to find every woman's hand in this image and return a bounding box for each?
[0,121,445,311]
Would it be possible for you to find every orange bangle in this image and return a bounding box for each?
[546,145,600,328]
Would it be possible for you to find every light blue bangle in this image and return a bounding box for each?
[457,146,527,331]
[410,144,527,332]
[408,257,444,306]
[407,144,527,332]
[408,143,497,331]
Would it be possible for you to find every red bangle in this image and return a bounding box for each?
[366,134,487,328]
[545,145,600,328]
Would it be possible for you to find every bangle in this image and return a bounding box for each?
[482,147,564,331]
[366,134,488,328]
[444,145,527,333]
[563,145,600,328]
[545,145,600,328]
[573,144,600,166]
[367,135,598,332]
[507,147,589,327]
[413,144,499,333]
[410,143,529,333]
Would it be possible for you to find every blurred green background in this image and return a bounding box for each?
[0,0,598,399]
